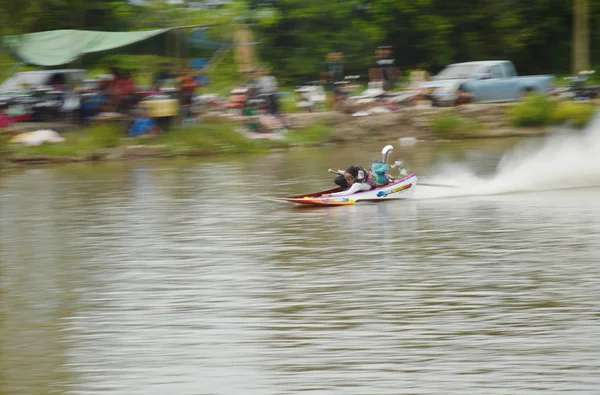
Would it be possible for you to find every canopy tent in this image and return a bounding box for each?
[2,27,225,67]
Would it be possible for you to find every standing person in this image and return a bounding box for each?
[245,69,259,99]
[375,46,398,91]
[105,67,122,111]
[115,70,138,113]
[326,52,344,85]
[154,63,171,91]
[257,67,278,115]
[48,73,68,92]
[177,69,198,121]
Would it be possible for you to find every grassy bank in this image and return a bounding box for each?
[2,120,337,164]
[431,114,484,139]
[509,94,596,128]
[428,97,597,140]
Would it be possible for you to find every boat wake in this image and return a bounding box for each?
[414,111,600,200]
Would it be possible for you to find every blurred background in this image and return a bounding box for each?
[2,2,600,395]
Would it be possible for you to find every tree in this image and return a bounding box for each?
[0,0,135,34]
[251,0,385,81]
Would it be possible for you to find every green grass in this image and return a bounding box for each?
[84,124,122,149]
[0,133,9,156]
[280,90,302,114]
[9,144,81,158]
[6,125,124,160]
[554,71,600,87]
[3,117,340,164]
[431,114,483,139]
[284,123,335,146]
[156,120,265,156]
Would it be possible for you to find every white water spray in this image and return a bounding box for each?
[414,110,600,199]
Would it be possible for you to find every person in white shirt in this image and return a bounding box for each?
[322,166,373,197]
[257,67,279,115]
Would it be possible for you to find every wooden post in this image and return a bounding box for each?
[572,0,590,74]
[234,25,256,73]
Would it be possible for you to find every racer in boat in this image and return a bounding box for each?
[322,166,373,197]
[370,161,394,187]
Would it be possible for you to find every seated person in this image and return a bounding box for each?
[370,161,394,186]
[127,108,161,137]
[79,89,108,124]
[323,166,372,197]
[456,83,474,105]
[0,104,14,130]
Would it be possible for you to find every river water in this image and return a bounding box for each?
[2,121,600,394]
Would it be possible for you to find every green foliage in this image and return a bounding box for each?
[2,0,135,33]
[279,90,303,114]
[250,0,593,78]
[284,123,335,146]
[3,0,600,94]
[509,94,556,127]
[431,114,483,139]
[254,0,385,82]
[509,94,596,128]
[552,102,596,128]
[204,53,246,97]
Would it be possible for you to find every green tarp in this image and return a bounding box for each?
[3,29,173,66]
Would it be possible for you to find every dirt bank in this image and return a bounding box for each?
[287,103,549,142]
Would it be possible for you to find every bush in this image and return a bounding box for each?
[431,114,482,139]
[509,94,596,128]
[552,102,596,128]
[509,93,555,127]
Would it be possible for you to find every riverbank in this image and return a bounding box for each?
[288,99,598,141]
[0,120,333,166]
[2,101,597,167]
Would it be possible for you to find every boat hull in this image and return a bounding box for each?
[272,173,417,206]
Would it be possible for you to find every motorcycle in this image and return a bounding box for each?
[553,70,600,101]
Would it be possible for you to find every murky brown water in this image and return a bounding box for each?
[2,140,600,394]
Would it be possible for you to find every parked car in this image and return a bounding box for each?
[421,60,555,106]
[0,69,87,122]
[0,69,87,94]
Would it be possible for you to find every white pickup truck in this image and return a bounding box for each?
[421,60,555,106]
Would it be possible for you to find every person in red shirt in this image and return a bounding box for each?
[114,70,138,113]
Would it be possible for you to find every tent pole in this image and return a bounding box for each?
[175,30,183,72]
[171,23,218,30]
